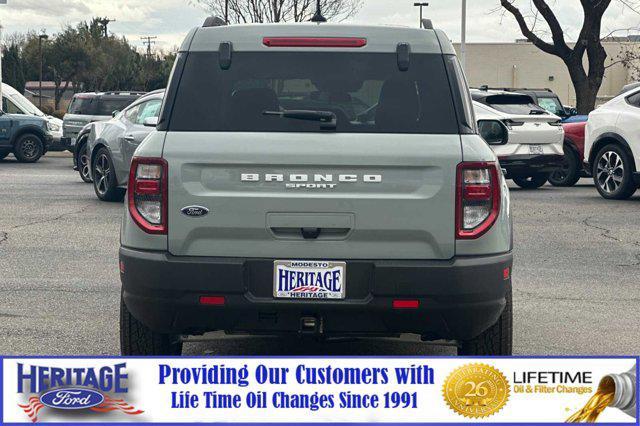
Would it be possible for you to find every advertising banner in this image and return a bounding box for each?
[1,357,637,424]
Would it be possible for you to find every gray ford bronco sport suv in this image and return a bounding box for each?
[119,20,513,356]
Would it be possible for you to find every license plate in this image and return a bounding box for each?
[529,145,544,155]
[273,260,346,299]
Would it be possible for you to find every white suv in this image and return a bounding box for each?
[471,89,564,189]
[585,89,640,199]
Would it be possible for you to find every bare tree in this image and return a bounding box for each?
[192,0,362,24]
[500,0,640,113]
[611,42,640,81]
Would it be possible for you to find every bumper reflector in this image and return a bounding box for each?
[392,300,420,309]
[199,296,225,306]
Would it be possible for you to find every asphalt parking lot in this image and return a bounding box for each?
[1,154,639,356]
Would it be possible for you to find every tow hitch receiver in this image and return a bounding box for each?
[299,316,323,335]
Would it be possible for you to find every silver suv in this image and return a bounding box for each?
[119,20,513,356]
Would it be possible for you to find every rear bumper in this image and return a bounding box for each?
[48,136,72,152]
[499,154,564,178]
[120,247,513,341]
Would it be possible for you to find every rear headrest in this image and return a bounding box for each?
[376,79,420,130]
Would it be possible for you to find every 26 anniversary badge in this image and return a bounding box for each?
[443,363,510,419]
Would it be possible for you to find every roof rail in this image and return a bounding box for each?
[102,91,147,96]
[203,16,227,27]
[475,86,554,93]
[421,19,433,30]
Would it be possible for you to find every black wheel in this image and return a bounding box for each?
[513,174,548,189]
[92,147,125,202]
[549,145,581,187]
[13,133,44,163]
[120,295,183,356]
[0,150,10,160]
[76,140,92,183]
[592,144,637,200]
[458,286,512,356]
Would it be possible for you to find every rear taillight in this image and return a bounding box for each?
[456,162,501,239]
[502,119,524,129]
[128,157,168,234]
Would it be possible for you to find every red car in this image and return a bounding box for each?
[548,121,588,187]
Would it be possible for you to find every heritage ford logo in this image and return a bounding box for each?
[181,205,209,217]
[40,388,104,410]
[241,173,383,189]
[16,363,143,422]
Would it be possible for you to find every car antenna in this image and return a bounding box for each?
[310,0,327,23]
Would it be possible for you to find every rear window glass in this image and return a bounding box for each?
[168,52,459,134]
[96,99,136,115]
[67,96,138,115]
[483,94,548,115]
[67,97,95,114]
[537,96,565,116]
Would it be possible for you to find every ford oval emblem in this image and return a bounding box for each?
[181,206,209,217]
[40,388,104,410]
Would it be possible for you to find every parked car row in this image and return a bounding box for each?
[472,81,640,201]
[0,85,148,164]
[5,16,639,356]
[79,90,164,201]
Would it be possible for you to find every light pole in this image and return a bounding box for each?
[0,2,5,111]
[38,34,48,109]
[460,0,467,71]
[224,0,229,24]
[0,22,3,111]
[413,2,429,28]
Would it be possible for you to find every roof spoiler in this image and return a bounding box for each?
[421,19,433,30]
[203,16,227,27]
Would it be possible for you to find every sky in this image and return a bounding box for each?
[1,0,640,52]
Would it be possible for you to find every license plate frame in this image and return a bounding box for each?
[273,260,346,300]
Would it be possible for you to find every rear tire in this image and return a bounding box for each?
[458,286,513,356]
[549,145,581,187]
[120,296,183,356]
[13,134,44,163]
[592,144,637,200]
[76,139,92,183]
[513,174,548,189]
[92,147,125,202]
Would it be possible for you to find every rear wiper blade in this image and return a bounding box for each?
[263,109,337,130]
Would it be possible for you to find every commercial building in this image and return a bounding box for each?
[454,37,640,107]
[24,81,75,112]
